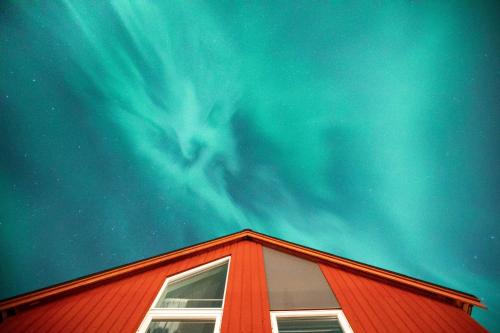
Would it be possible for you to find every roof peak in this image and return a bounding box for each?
[0,229,485,313]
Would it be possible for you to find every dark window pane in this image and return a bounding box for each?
[263,247,340,310]
[277,316,344,333]
[146,320,215,333]
[156,262,228,308]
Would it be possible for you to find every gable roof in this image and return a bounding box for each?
[0,229,485,316]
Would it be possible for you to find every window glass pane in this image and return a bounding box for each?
[146,320,215,333]
[277,316,344,333]
[156,262,228,308]
[263,247,340,310]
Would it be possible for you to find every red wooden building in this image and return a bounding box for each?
[0,229,488,332]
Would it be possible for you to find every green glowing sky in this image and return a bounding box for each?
[1,1,499,329]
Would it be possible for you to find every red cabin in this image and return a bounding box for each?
[0,229,487,332]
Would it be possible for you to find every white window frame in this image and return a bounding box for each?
[136,256,231,333]
[270,309,354,333]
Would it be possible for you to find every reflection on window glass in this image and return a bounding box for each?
[156,263,228,308]
[146,320,215,333]
[277,316,344,333]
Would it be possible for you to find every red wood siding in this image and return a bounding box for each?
[321,264,488,333]
[0,240,272,333]
[221,240,272,333]
[0,238,487,332]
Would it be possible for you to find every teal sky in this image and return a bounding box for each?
[1,1,499,330]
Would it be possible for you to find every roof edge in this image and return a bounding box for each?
[244,230,485,310]
[0,229,486,312]
[0,229,247,311]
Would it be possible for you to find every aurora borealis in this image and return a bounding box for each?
[1,1,499,329]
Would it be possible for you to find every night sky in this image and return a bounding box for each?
[1,1,499,330]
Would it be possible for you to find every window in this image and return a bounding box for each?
[264,249,353,333]
[263,247,340,310]
[270,310,353,333]
[137,257,230,333]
